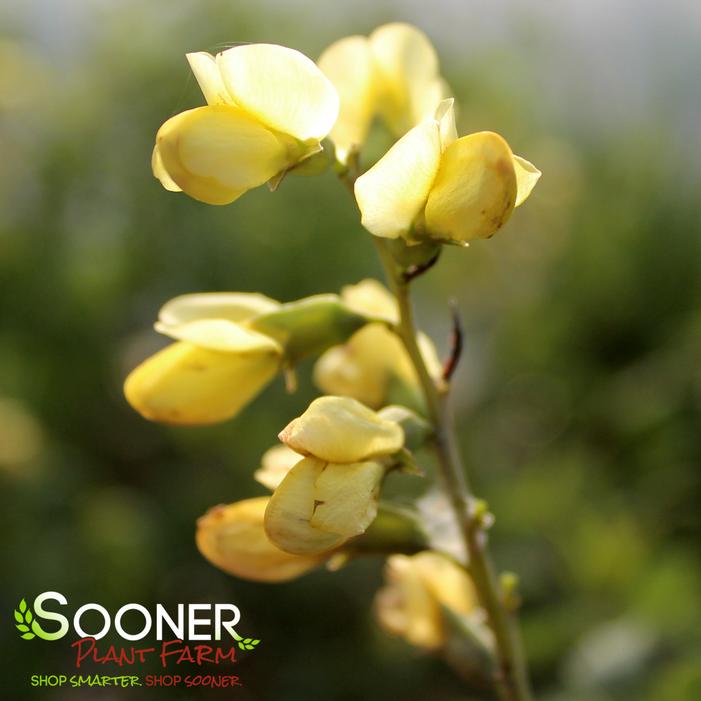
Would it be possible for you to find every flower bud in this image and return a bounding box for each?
[196,498,323,582]
[278,396,404,463]
[375,551,478,650]
[355,100,540,244]
[154,44,339,205]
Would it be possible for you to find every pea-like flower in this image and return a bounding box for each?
[319,22,449,163]
[153,44,339,205]
[124,293,283,425]
[264,396,404,555]
[314,279,441,409]
[375,551,479,650]
[355,100,541,244]
[197,498,324,583]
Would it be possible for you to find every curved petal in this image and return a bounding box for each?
[186,51,231,105]
[158,292,280,327]
[151,145,182,192]
[340,278,398,323]
[424,131,518,243]
[513,154,541,207]
[216,44,339,142]
[156,105,289,205]
[123,340,280,425]
[196,498,323,582]
[318,36,377,164]
[310,461,384,537]
[354,120,441,238]
[264,457,347,555]
[278,396,404,463]
[435,98,457,150]
[254,444,302,491]
[154,318,282,354]
[370,23,442,135]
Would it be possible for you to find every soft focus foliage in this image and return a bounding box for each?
[1,2,699,700]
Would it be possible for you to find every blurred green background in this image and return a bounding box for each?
[1,1,700,699]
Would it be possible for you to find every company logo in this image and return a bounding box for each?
[13,592,260,650]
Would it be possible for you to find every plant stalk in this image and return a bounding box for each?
[373,237,533,701]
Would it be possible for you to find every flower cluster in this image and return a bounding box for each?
[130,20,543,677]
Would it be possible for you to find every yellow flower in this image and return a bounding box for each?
[314,280,441,409]
[355,100,541,244]
[319,22,449,163]
[375,551,479,650]
[264,396,404,555]
[197,498,324,582]
[153,44,339,204]
[124,293,282,425]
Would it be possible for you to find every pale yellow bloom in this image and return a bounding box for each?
[314,280,441,409]
[375,551,479,649]
[124,293,283,425]
[197,498,323,582]
[265,396,405,555]
[318,22,448,163]
[278,395,404,463]
[264,456,386,555]
[355,100,541,244]
[319,23,449,163]
[254,444,302,491]
[154,44,339,204]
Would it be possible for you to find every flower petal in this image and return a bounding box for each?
[354,120,441,238]
[186,51,231,106]
[310,461,384,537]
[216,44,339,142]
[123,340,280,425]
[254,444,302,491]
[435,98,457,150]
[370,23,442,135]
[158,292,280,328]
[513,154,541,207]
[154,318,282,354]
[264,457,347,555]
[278,396,404,463]
[424,131,518,243]
[318,36,377,164]
[196,498,323,582]
[156,105,289,205]
[341,278,398,323]
[151,145,181,192]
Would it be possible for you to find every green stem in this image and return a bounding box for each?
[374,237,533,701]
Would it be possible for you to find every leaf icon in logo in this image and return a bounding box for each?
[15,599,36,640]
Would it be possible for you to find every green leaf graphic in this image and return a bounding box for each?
[26,610,33,623]
[21,632,35,640]
[19,599,27,613]
[14,610,22,623]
